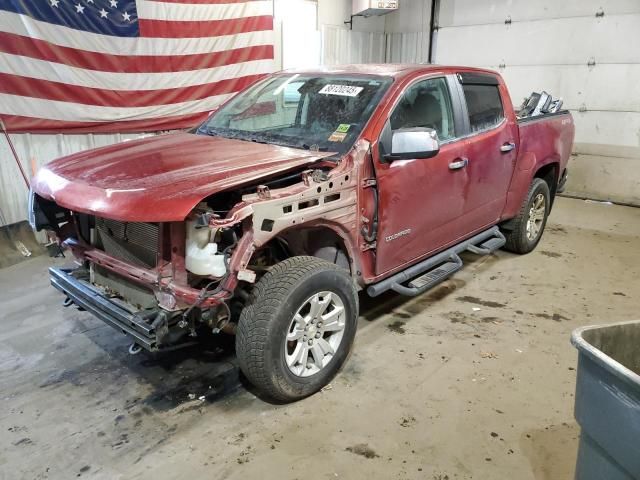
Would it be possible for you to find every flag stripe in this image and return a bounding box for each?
[0,113,211,133]
[0,11,274,56]
[138,15,273,38]
[0,2,275,133]
[0,92,232,122]
[151,0,259,4]
[0,72,265,107]
[0,54,274,90]
[0,32,273,73]
[138,0,272,21]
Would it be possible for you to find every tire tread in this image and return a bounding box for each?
[503,178,550,254]
[236,256,357,401]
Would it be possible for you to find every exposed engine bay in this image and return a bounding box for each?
[30,140,368,352]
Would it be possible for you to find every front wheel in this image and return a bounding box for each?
[502,178,551,254]
[236,256,358,402]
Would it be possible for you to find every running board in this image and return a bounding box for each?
[391,254,463,296]
[466,230,506,255]
[367,227,505,298]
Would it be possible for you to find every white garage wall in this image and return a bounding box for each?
[6,0,638,230]
[321,25,386,65]
[275,0,321,69]
[385,0,432,63]
[434,0,640,205]
[318,0,385,33]
[318,0,386,65]
[316,0,434,70]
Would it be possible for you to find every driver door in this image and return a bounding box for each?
[374,76,470,276]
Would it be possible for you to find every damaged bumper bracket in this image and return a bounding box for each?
[50,266,168,351]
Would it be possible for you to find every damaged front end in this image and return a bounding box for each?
[31,202,247,351]
[30,141,365,352]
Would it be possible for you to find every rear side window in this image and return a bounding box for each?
[462,84,504,133]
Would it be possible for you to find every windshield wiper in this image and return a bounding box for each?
[200,125,231,138]
[200,127,326,151]
[200,127,265,144]
[301,144,329,152]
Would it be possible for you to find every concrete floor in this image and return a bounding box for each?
[1,197,639,480]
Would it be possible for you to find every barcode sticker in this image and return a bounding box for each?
[318,84,364,97]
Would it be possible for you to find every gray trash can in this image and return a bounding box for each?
[571,320,640,480]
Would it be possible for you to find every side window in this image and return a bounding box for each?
[462,84,504,133]
[389,77,456,142]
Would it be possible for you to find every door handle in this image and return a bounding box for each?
[449,158,468,170]
[500,142,516,153]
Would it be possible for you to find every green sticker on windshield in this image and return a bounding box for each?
[336,124,351,133]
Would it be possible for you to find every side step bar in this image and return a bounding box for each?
[367,227,506,298]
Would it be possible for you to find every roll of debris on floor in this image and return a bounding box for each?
[0,220,45,269]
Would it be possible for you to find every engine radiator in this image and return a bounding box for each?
[94,218,159,268]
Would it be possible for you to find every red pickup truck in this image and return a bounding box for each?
[30,64,574,401]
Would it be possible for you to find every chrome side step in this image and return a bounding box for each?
[367,227,506,298]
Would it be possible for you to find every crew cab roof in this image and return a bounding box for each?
[280,64,501,80]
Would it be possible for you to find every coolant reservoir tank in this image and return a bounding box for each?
[185,221,227,277]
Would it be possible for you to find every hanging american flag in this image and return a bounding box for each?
[0,0,275,133]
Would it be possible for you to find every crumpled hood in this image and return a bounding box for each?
[33,132,334,222]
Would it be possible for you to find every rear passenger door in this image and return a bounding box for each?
[456,73,518,230]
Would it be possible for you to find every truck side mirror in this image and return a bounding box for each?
[379,121,440,162]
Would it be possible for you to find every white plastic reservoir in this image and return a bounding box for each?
[185,221,227,277]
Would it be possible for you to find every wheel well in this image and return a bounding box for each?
[249,226,352,274]
[534,162,559,207]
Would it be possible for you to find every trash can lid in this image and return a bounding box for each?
[571,320,640,390]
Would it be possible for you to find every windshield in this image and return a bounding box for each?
[198,73,392,154]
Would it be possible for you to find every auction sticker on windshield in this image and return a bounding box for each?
[319,85,364,97]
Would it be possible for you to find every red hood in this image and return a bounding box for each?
[33,133,333,222]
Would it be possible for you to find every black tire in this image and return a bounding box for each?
[236,256,358,402]
[502,178,551,254]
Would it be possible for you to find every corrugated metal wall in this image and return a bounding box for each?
[318,0,386,66]
[385,0,431,63]
[435,0,640,205]
[321,26,386,65]
[385,31,428,63]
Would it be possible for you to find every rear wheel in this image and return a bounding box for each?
[236,256,358,402]
[502,178,551,254]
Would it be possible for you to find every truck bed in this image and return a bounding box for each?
[515,110,574,196]
[517,109,571,124]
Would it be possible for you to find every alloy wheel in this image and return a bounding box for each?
[285,291,346,377]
